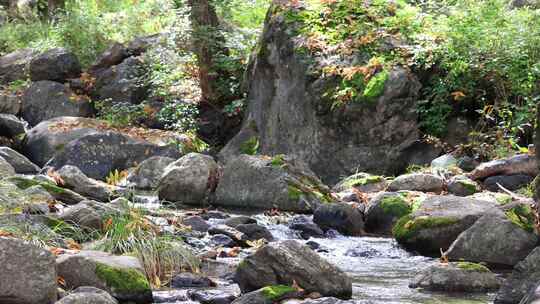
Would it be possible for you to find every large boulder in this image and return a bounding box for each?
[215,154,334,212]
[313,203,364,236]
[92,56,148,104]
[483,174,533,192]
[56,287,118,304]
[219,2,424,185]
[0,237,57,304]
[23,117,183,179]
[157,153,218,206]
[392,195,497,255]
[0,146,39,174]
[57,165,116,202]
[496,247,540,304]
[234,240,352,299]
[22,81,93,126]
[89,42,129,73]
[29,48,81,82]
[126,156,175,189]
[56,250,153,303]
[0,48,37,84]
[387,173,444,193]
[409,262,500,292]
[445,212,538,267]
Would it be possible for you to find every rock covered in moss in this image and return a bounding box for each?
[447,175,479,196]
[392,195,497,255]
[56,286,118,304]
[388,173,444,193]
[231,285,300,304]
[332,173,387,193]
[313,203,364,236]
[234,240,352,299]
[496,247,540,304]
[409,262,500,292]
[365,192,415,234]
[126,156,175,190]
[7,175,86,205]
[157,153,218,206]
[445,211,538,267]
[0,178,63,213]
[215,155,334,212]
[0,237,57,304]
[56,250,153,303]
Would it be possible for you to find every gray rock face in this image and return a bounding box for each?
[410,262,500,292]
[89,42,129,72]
[387,173,444,193]
[484,174,533,192]
[519,282,540,304]
[29,48,81,82]
[0,48,36,84]
[126,156,175,190]
[219,3,423,184]
[56,287,118,304]
[157,153,218,206]
[0,93,22,115]
[22,81,93,126]
[0,237,57,304]
[313,203,364,236]
[215,155,333,212]
[470,154,538,181]
[0,146,39,174]
[445,213,538,266]
[234,240,352,299]
[58,165,116,202]
[393,195,497,255]
[495,248,540,304]
[0,156,15,178]
[92,56,147,104]
[56,250,153,303]
[0,114,25,137]
[59,200,116,231]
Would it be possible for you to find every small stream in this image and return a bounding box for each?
[145,203,495,304]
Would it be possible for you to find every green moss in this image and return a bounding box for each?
[95,263,150,293]
[380,195,411,218]
[362,70,389,100]
[261,285,296,301]
[270,154,286,168]
[505,204,535,233]
[456,262,491,273]
[287,185,303,201]
[240,136,259,155]
[495,194,512,205]
[343,175,384,188]
[7,177,66,194]
[460,180,478,193]
[392,215,460,241]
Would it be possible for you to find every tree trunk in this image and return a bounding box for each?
[188,0,226,105]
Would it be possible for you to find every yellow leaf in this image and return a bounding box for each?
[451,91,466,101]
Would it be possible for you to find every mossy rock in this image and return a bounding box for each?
[380,195,411,218]
[94,263,150,294]
[261,285,297,301]
[333,172,387,193]
[393,215,460,242]
[456,262,491,273]
[505,204,535,233]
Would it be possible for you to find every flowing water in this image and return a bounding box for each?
[150,206,495,304]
